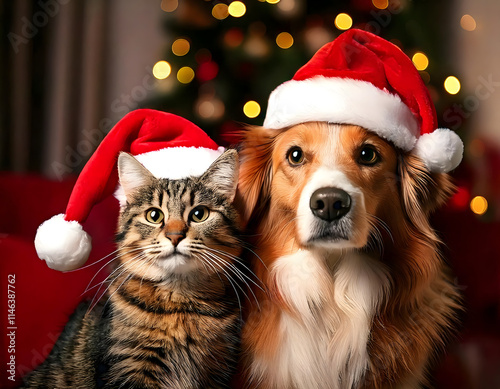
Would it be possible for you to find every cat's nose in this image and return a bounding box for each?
[166,232,185,247]
[165,219,187,247]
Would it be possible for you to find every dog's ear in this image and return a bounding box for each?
[398,153,455,231]
[235,126,275,226]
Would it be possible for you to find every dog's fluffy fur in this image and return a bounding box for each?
[236,122,461,389]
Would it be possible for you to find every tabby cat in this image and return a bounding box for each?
[23,149,244,389]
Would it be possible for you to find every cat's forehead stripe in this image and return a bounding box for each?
[158,189,163,209]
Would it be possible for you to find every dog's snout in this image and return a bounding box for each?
[310,187,351,222]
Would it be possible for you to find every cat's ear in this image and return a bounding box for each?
[200,149,239,202]
[117,152,155,201]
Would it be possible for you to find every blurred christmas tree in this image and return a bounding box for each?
[146,0,460,146]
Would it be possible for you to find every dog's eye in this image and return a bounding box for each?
[146,208,164,224]
[358,146,379,166]
[287,147,304,166]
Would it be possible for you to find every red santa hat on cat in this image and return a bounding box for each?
[35,109,224,271]
[264,28,463,173]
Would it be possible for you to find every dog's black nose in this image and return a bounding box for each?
[310,187,351,222]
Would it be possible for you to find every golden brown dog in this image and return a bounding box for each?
[236,122,460,389]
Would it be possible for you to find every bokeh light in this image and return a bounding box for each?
[460,14,477,31]
[212,3,229,20]
[276,32,294,49]
[444,76,461,95]
[419,71,430,84]
[177,66,195,84]
[161,0,178,12]
[197,98,225,120]
[228,1,246,17]
[224,28,244,48]
[450,186,470,209]
[172,38,190,56]
[152,60,171,79]
[470,196,488,215]
[197,61,219,82]
[243,101,261,118]
[372,0,388,9]
[334,13,353,31]
[266,0,281,3]
[468,138,485,159]
[412,52,429,71]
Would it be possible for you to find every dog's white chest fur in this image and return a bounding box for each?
[261,249,389,389]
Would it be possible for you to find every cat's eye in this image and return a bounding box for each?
[358,146,379,166]
[287,146,304,166]
[145,208,164,224]
[190,206,210,223]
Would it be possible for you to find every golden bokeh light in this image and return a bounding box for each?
[444,76,461,95]
[161,0,178,12]
[470,196,488,215]
[266,0,281,4]
[228,1,246,17]
[276,32,294,49]
[243,101,261,118]
[372,0,388,9]
[172,38,190,56]
[460,14,477,31]
[412,52,429,71]
[334,13,353,31]
[152,60,171,80]
[212,3,229,20]
[177,66,195,84]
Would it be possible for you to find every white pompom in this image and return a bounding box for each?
[34,214,92,271]
[414,128,464,173]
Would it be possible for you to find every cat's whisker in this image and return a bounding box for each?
[208,239,268,271]
[197,253,243,315]
[196,252,244,319]
[200,250,260,309]
[84,250,147,295]
[201,246,264,287]
[194,253,212,278]
[86,252,149,314]
[100,272,134,313]
[65,247,122,273]
[84,261,127,295]
[192,253,225,287]
[201,247,265,293]
[204,252,261,309]
[83,246,151,295]
[91,254,152,316]
[138,258,159,294]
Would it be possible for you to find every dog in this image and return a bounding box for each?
[235,121,461,389]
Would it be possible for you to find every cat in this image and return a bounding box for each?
[22,149,245,389]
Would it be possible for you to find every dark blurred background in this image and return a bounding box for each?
[1,0,499,388]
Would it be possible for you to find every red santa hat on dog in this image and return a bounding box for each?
[35,109,224,271]
[264,29,463,173]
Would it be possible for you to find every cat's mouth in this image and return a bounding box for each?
[149,246,190,260]
[161,250,190,260]
[155,251,200,275]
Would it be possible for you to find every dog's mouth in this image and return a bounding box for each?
[307,219,351,244]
